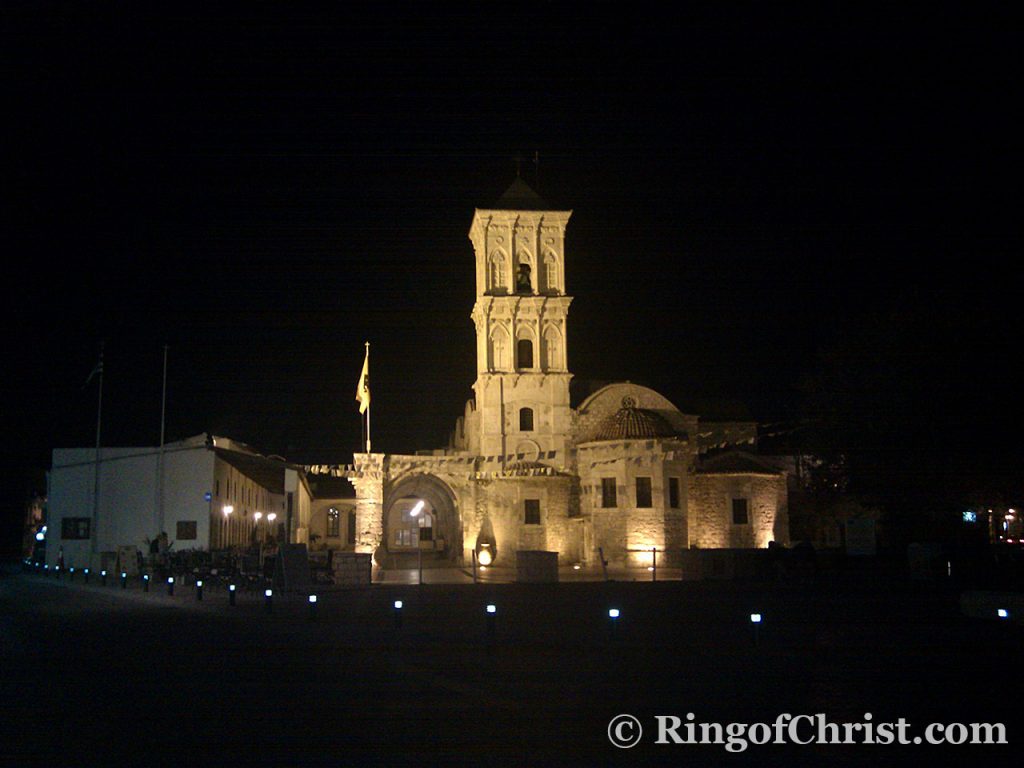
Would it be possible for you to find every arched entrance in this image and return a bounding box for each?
[382,474,461,565]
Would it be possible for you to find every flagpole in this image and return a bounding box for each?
[365,341,371,453]
[157,343,168,535]
[91,341,104,557]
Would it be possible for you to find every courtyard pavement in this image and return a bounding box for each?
[1,563,1019,767]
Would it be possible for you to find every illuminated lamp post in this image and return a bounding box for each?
[607,608,620,640]
[196,579,204,601]
[101,569,108,587]
[393,599,404,629]
[308,594,317,620]
[143,573,150,592]
[751,613,763,646]
[410,500,424,585]
[167,576,175,596]
[120,571,127,589]
[229,583,237,606]
[485,603,497,641]
[83,567,90,584]
[264,588,273,613]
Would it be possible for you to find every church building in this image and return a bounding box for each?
[338,179,790,569]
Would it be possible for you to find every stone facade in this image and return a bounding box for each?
[338,180,789,569]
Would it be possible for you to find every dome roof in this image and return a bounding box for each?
[592,398,677,441]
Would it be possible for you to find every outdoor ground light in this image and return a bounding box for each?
[229,583,236,606]
[196,580,204,601]
[167,576,175,596]
[607,608,620,640]
[69,567,75,581]
[486,604,497,639]
[264,588,273,612]
[83,567,90,583]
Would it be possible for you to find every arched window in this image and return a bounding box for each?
[489,252,506,291]
[519,407,534,431]
[490,327,510,370]
[544,252,559,293]
[516,338,534,369]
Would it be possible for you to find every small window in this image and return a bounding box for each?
[519,407,534,431]
[418,513,434,541]
[524,499,541,525]
[601,478,617,508]
[732,498,749,525]
[347,510,357,545]
[669,477,680,509]
[636,477,652,508]
[517,338,533,369]
[326,507,340,538]
[61,517,91,540]
[177,521,197,540]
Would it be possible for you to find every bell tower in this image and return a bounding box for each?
[468,178,573,463]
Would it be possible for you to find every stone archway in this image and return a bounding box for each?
[382,474,462,564]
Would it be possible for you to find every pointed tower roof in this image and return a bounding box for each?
[495,177,551,211]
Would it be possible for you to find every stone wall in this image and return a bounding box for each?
[690,472,787,549]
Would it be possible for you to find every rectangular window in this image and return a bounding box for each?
[347,510,357,545]
[394,529,418,547]
[601,477,617,508]
[635,477,652,508]
[215,479,220,497]
[176,521,197,540]
[668,477,680,509]
[732,498,749,525]
[61,517,91,540]
[326,508,340,538]
[524,499,541,525]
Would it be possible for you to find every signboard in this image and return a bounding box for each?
[844,519,877,556]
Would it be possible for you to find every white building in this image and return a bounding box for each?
[45,434,323,570]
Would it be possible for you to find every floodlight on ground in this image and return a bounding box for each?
[608,608,620,619]
[394,600,403,609]
[308,594,317,603]
[751,613,762,623]
[486,604,497,614]
[998,609,1009,619]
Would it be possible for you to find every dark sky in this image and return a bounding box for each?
[2,5,1019,547]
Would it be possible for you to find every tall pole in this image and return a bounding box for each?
[156,343,168,535]
[91,341,104,557]
[365,341,371,453]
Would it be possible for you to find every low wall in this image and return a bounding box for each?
[516,550,559,583]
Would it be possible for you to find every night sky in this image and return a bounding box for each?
[2,5,1019,551]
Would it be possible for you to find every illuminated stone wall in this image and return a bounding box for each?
[577,438,690,565]
[689,472,788,549]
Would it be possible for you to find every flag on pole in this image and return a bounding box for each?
[355,347,370,414]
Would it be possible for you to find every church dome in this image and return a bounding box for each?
[592,397,677,441]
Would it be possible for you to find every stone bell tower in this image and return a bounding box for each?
[468,178,573,464]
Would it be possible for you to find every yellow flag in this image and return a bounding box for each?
[355,348,370,414]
